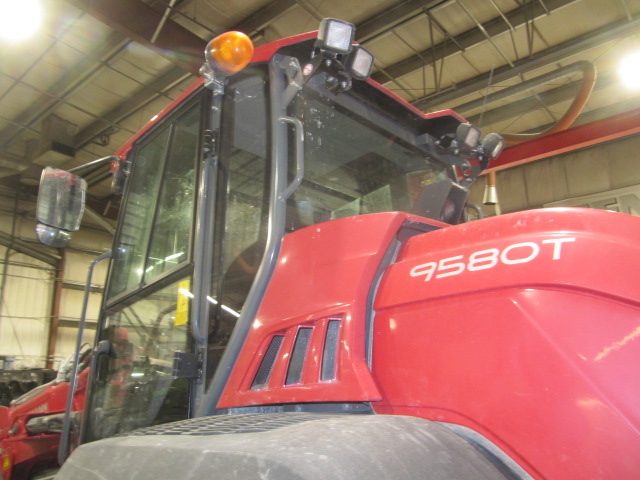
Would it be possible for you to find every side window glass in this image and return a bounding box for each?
[87,278,192,440]
[145,105,200,283]
[108,129,169,298]
[107,101,201,300]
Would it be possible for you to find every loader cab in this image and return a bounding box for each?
[36,19,502,452]
[82,52,455,443]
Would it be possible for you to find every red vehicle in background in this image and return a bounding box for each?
[0,350,90,480]
[29,17,640,480]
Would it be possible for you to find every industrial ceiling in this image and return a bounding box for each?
[0,0,639,224]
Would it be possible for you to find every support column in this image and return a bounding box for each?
[46,251,65,370]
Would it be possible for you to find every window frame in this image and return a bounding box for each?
[104,91,207,309]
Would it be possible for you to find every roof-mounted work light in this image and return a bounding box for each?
[295,18,372,95]
[316,18,355,54]
[480,132,504,159]
[456,122,481,149]
[436,123,504,187]
[346,45,374,80]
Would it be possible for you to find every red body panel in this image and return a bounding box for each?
[220,208,640,479]
[218,213,446,408]
[0,369,88,480]
[373,208,640,479]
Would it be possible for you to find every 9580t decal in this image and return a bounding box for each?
[409,237,576,282]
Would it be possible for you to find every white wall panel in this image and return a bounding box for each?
[64,250,109,285]
[55,250,106,360]
[55,326,96,363]
[470,134,640,215]
[0,249,55,369]
[1,199,112,369]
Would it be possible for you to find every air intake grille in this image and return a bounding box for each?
[248,314,344,392]
[251,335,284,390]
[285,327,312,385]
[321,319,342,381]
[127,413,327,437]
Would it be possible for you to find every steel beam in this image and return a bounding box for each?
[67,0,207,75]
[0,31,126,151]
[415,16,640,111]
[71,0,295,150]
[464,69,616,127]
[59,318,97,329]
[74,68,191,149]
[370,0,578,84]
[234,0,298,37]
[356,0,447,43]
[46,254,64,369]
[0,231,61,266]
[485,107,640,173]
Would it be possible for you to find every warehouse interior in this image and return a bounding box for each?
[0,0,639,378]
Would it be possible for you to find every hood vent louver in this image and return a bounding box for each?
[251,335,284,390]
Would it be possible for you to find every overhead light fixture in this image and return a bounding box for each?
[0,0,43,42]
[619,51,640,89]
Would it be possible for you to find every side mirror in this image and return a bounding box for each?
[36,167,87,248]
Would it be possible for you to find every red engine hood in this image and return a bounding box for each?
[373,207,640,479]
[217,207,640,479]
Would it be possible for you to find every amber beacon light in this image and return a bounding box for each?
[205,31,254,76]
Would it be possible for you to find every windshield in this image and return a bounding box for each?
[284,73,450,231]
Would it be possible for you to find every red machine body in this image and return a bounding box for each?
[0,368,89,480]
[39,19,640,480]
[219,208,640,479]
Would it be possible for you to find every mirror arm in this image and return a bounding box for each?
[68,155,119,174]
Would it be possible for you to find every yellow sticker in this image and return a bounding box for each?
[174,279,191,326]
[2,449,11,470]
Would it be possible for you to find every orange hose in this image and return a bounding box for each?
[487,170,496,188]
[502,62,596,145]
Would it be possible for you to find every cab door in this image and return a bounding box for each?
[84,93,206,441]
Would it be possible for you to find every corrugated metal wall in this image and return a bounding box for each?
[0,191,111,370]
[55,248,109,359]
[0,246,55,368]
[469,134,640,215]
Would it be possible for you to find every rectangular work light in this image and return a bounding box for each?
[456,122,481,149]
[346,46,374,80]
[317,18,355,54]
